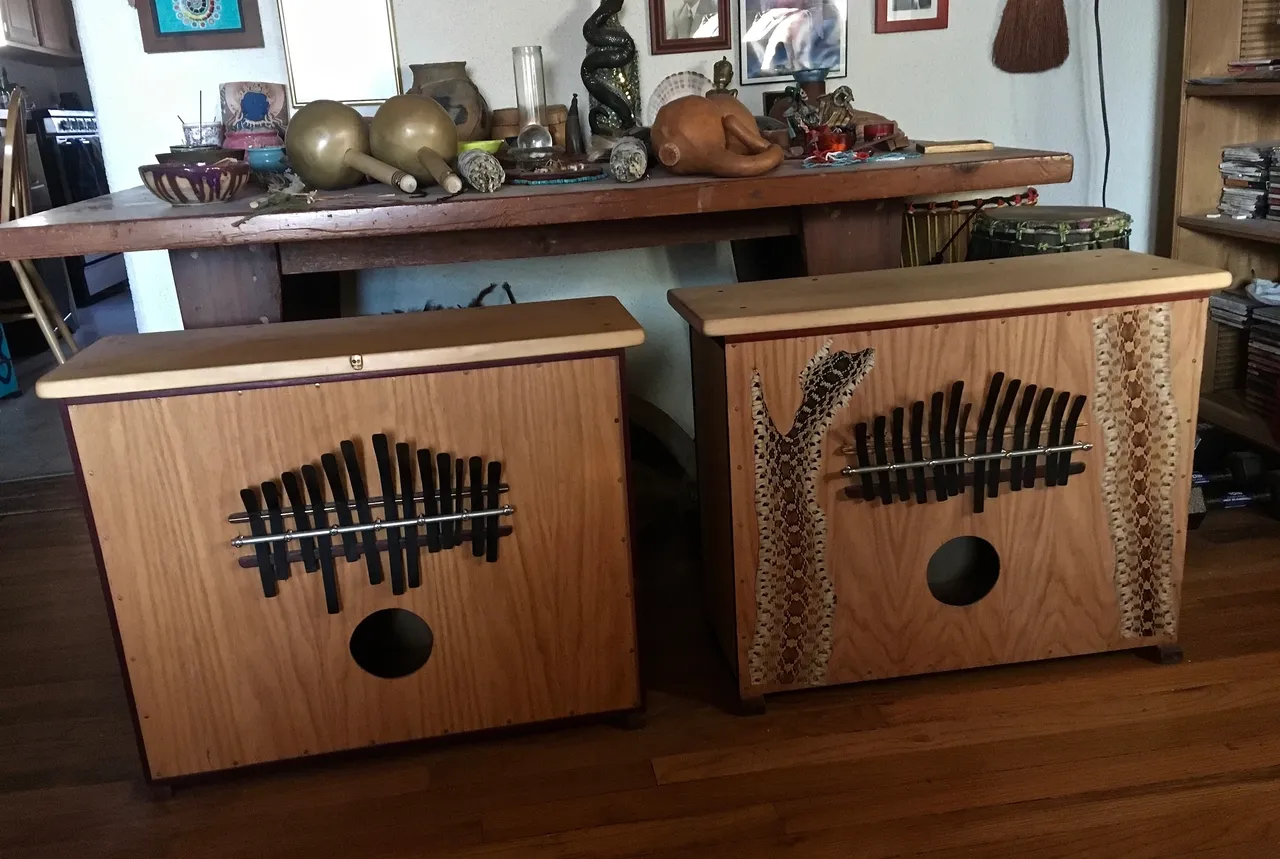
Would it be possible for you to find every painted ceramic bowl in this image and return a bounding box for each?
[139,160,250,206]
[246,145,287,173]
[157,147,246,164]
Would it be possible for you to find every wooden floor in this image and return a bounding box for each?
[4,474,1280,858]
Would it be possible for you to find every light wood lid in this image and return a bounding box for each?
[37,297,644,400]
[668,250,1231,338]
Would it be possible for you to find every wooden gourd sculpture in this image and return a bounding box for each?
[651,95,784,178]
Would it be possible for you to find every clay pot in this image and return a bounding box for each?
[651,95,783,178]
[409,62,490,142]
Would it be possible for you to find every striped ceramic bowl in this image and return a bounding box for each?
[139,160,250,206]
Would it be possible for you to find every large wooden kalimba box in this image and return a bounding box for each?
[670,251,1229,705]
[38,298,643,780]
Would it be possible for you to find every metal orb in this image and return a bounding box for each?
[285,100,369,191]
[370,94,459,186]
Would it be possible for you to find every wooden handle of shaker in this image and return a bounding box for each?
[343,149,418,193]
[417,147,464,194]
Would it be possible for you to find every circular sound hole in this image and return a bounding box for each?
[349,609,434,679]
[926,537,1000,607]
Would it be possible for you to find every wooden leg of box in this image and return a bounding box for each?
[736,696,767,717]
[1144,643,1185,665]
[801,200,905,275]
[615,709,647,731]
[170,245,283,329]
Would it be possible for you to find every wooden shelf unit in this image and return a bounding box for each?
[1172,0,1280,452]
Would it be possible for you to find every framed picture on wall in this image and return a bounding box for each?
[137,0,265,54]
[739,0,847,85]
[875,0,949,34]
[649,0,732,54]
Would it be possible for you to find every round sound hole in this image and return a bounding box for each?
[926,536,1000,607]
[349,609,434,679]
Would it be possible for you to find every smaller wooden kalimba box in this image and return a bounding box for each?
[38,298,644,781]
[670,251,1229,707]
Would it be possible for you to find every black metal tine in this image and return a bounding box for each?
[928,392,948,502]
[988,378,1021,499]
[945,381,964,493]
[958,402,972,492]
[1010,384,1037,493]
[486,461,502,562]
[1025,388,1055,489]
[301,465,339,615]
[470,457,486,557]
[373,435,405,596]
[437,453,454,548]
[910,402,927,504]
[872,415,894,505]
[281,472,319,573]
[1044,392,1070,486]
[239,488,278,599]
[891,407,910,502]
[1057,396,1089,487]
[455,459,465,542]
[260,481,291,581]
[342,440,384,585]
[321,453,361,562]
[972,373,1005,514]
[853,423,875,500]
[418,450,442,553]
[397,444,421,588]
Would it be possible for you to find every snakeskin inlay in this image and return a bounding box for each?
[1093,305,1179,639]
[747,343,876,688]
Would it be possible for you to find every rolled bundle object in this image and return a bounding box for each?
[457,149,506,193]
[610,137,648,183]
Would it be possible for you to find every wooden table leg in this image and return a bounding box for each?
[169,245,282,329]
[801,200,906,275]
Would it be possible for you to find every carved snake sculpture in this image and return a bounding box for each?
[580,0,637,133]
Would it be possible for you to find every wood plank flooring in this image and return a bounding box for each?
[3,474,1280,857]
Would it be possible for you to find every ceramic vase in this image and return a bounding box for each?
[409,62,490,142]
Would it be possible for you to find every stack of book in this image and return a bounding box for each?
[1219,143,1272,218]
[1229,58,1280,76]
[1246,312,1280,419]
[1209,290,1261,391]
[1209,289,1260,329]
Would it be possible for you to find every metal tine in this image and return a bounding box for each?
[486,461,503,562]
[872,415,894,505]
[1010,385,1037,493]
[260,480,291,581]
[891,407,910,502]
[1025,388,1055,489]
[322,453,361,562]
[281,472,319,573]
[470,457,486,558]
[418,449,442,553]
[342,440,384,585]
[1044,392,1071,486]
[1057,396,1089,486]
[987,378,1021,499]
[945,381,964,493]
[301,465,340,615]
[239,488,278,599]
[853,423,875,500]
[972,373,1005,514]
[437,453,454,548]
[929,392,948,502]
[958,402,972,498]
[373,435,405,596]
[455,459,465,538]
[910,402,928,504]
[397,444,421,588]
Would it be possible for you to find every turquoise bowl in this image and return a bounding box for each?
[246,145,288,174]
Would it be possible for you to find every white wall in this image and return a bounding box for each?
[70,0,1171,430]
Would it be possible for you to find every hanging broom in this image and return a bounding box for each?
[993,0,1070,74]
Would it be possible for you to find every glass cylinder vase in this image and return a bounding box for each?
[512,46,548,131]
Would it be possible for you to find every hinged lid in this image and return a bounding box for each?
[668,250,1230,338]
[37,297,644,400]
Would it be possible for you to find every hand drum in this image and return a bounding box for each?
[286,100,417,193]
[371,95,464,194]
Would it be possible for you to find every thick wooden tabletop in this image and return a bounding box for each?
[0,147,1071,261]
[669,251,1230,338]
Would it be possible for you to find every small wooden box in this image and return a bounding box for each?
[38,298,644,780]
[670,251,1229,704]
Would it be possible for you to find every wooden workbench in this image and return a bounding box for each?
[0,148,1072,329]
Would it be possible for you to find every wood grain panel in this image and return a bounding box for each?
[718,300,1207,697]
[0,150,1072,262]
[169,245,282,330]
[800,201,905,275]
[66,355,638,779]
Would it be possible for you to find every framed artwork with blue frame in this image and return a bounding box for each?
[137,0,265,54]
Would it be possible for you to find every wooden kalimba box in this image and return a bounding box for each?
[38,298,643,780]
[670,251,1229,706]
